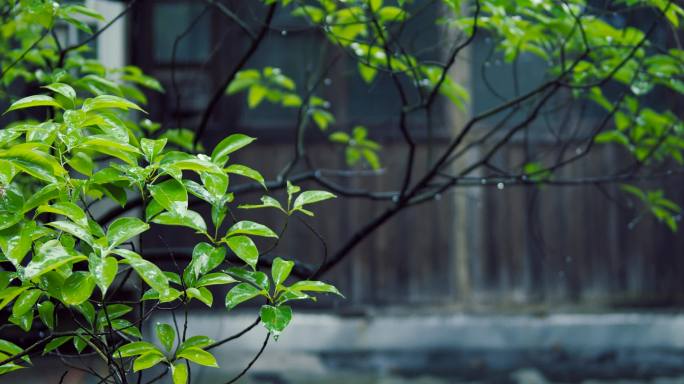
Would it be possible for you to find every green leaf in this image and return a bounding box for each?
[82,95,145,113]
[185,243,226,285]
[12,289,41,317]
[172,362,188,384]
[76,74,121,96]
[329,131,350,144]
[160,129,198,151]
[152,210,207,233]
[4,95,62,114]
[288,280,343,296]
[91,111,130,143]
[47,221,94,245]
[238,195,285,212]
[0,143,66,182]
[183,180,213,203]
[141,287,181,303]
[68,152,95,176]
[140,138,167,163]
[226,70,260,95]
[73,335,88,353]
[378,6,407,22]
[38,301,55,330]
[43,336,71,354]
[161,153,223,175]
[62,271,96,305]
[358,62,377,84]
[211,134,256,165]
[89,255,118,295]
[595,130,630,146]
[24,240,87,280]
[293,191,336,211]
[225,164,265,188]
[226,221,277,238]
[311,109,334,130]
[149,179,188,214]
[0,363,23,376]
[37,202,88,227]
[121,72,164,92]
[98,304,133,323]
[64,4,106,21]
[22,184,60,214]
[0,287,28,312]
[79,136,141,165]
[109,319,142,339]
[259,305,292,338]
[75,302,95,324]
[438,76,469,111]
[113,341,159,358]
[201,172,229,198]
[226,236,259,269]
[106,217,149,249]
[133,352,165,372]
[0,221,33,266]
[276,289,313,306]
[227,268,270,290]
[113,249,171,300]
[248,84,268,108]
[225,283,263,310]
[292,5,324,22]
[9,310,33,331]
[196,273,238,287]
[156,322,175,352]
[176,347,218,367]
[523,162,552,182]
[287,181,301,197]
[186,287,213,307]
[0,339,26,363]
[179,335,215,351]
[271,257,294,287]
[42,83,76,103]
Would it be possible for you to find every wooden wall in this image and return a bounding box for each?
[144,136,684,312]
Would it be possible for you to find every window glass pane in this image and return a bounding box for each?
[153,2,210,64]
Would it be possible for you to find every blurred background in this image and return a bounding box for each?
[5,0,684,383]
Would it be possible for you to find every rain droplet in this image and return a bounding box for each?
[480,179,487,185]
[435,194,442,201]
[392,195,400,203]
[575,147,583,155]
[565,256,573,263]
[324,78,332,86]
[496,182,505,190]
[281,30,288,36]
[630,79,653,96]
[484,61,491,67]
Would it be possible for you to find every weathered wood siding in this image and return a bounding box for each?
[143,136,684,310]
